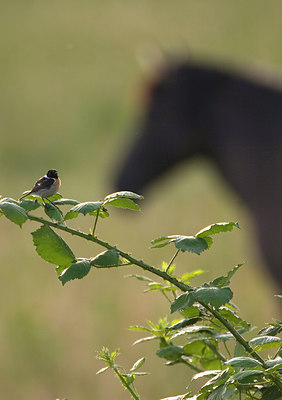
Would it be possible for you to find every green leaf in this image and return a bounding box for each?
[129,325,152,332]
[206,385,228,400]
[106,197,140,211]
[19,199,41,212]
[44,203,64,222]
[171,292,195,313]
[130,357,145,372]
[96,366,110,375]
[249,335,282,351]
[68,201,103,216]
[218,307,250,330]
[59,259,91,285]
[53,198,80,205]
[169,318,201,330]
[192,370,221,381]
[126,274,154,282]
[174,236,208,255]
[225,357,262,368]
[90,249,119,267]
[196,222,240,238]
[32,225,75,267]
[181,270,205,283]
[152,235,209,254]
[201,369,229,390]
[156,345,184,361]
[211,264,243,288]
[265,357,282,370]
[261,385,282,400]
[151,236,175,248]
[232,369,263,382]
[104,191,143,201]
[194,286,233,309]
[0,201,27,227]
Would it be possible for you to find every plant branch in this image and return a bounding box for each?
[26,213,282,391]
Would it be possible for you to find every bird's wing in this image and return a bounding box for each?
[30,176,55,193]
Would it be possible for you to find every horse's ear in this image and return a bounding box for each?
[135,44,167,76]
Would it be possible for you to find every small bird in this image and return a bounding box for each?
[20,169,61,202]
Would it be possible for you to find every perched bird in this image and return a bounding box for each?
[20,169,61,202]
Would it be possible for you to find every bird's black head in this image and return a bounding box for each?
[46,169,59,179]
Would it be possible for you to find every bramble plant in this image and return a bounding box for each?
[0,192,281,400]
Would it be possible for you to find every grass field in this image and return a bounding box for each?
[1,1,281,399]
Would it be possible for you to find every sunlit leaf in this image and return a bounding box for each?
[19,199,41,212]
[68,201,103,216]
[194,286,233,309]
[171,292,195,313]
[196,222,240,238]
[130,357,146,372]
[32,225,75,267]
[249,335,282,351]
[53,198,80,205]
[44,203,64,222]
[106,197,140,211]
[59,259,91,285]
[225,357,262,368]
[0,200,27,227]
[104,191,143,202]
[90,249,119,267]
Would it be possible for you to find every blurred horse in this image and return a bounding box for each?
[114,61,282,287]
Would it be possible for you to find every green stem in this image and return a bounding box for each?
[26,214,282,392]
[166,249,180,272]
[113,367,139,400]
[92,209,100,237]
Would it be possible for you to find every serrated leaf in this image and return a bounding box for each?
[68,201,103,216]
[225,357,262,368]
[90,249,119,267]
[170,318,201,330]
[130,357,146,372]
[19,199,41,212]
[174,236,208,255]
[211,264,243,288]
[104,191,143,201]
[171,292,195,313]
[192,370,221,381]
[196,222,239,238]
[151,236,175,248]
[232,369,263,382]
[64,210,79,220]
[249,335,282,351]
[0,201,27,227]
[59,259,91,285]
[261,385,282,400]
[106,197,140,211]
[156,345,184,361]
[218,307,250,330]
[44,203,64,222]
[32,225,75,267]
[201,369,229,390]
[206,385,228,400]
[194,286,233,309]
[53,198,80,205]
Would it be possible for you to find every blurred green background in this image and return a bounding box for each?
[1,1,281,399]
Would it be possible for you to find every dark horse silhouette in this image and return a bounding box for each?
[114,61,282,287]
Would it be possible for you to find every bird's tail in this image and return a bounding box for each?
[19,191,32,201]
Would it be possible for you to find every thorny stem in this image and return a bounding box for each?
[27,214,282,392]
